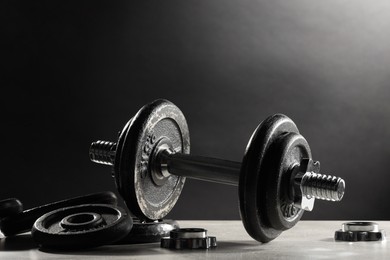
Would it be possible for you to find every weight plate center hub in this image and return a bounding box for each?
[60,212,105,231]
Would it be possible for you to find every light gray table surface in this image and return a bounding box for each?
[0,221,388,259]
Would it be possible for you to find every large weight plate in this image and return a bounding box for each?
[239,114,301,243]
[32,204,132,249]
[264,132,311,231]
[114,99,190,220]
[0,191,117,236]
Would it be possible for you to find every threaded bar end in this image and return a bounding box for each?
[301,172,345,201]
[89,140,117,166]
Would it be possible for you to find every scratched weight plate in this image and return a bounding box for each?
[114,99,190,220]
[0,191,117,236]
[32,204,132,249]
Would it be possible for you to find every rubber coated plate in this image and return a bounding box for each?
[115,99,190,220]
[0,191,117,236]
[0,198,23,218]
[32,204,132,249]
[239,114,300,243]
[115,219,179,244]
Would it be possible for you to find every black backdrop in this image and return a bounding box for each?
[3,1,390,220]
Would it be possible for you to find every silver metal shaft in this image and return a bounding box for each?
[90,140,116,166]
[89,140,345,202]
[300,172,345,201]
[160,152,241,186]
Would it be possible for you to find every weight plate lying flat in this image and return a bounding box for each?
[0,191,117,236]
[32,204,132,249]
[114,99,190,220]
[239,114,301,243]
[115,219,179,244]
[0,198,23,218]
[161,228,217,249]
[335,222,386,241]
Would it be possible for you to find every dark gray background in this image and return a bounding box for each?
[3,1,390,220]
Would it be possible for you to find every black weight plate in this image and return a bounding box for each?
[115,219,179,244]
[0,198,23,218]
[265,132,311,231]
[114,99,190,220]
[239,114,300,243]
[0,191,117,236]
[32,204,132,249]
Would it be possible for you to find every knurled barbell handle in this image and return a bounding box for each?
[160,152,241,186]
